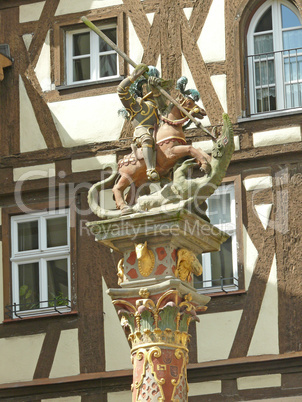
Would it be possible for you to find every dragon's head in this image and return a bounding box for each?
[212,114,234,159]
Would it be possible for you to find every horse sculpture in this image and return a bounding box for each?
[87,113,234,220]
[112,94,211,214]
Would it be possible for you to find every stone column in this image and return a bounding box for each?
[87,210,228,401]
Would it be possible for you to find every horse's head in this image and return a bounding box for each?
[135,241,148,260]
[170,92,207,120]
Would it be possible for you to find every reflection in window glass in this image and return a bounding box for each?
[281,5,301,29]
[47,259,68,307]
[73,33,90,56]
[254,33,273,54]
[47,216,68,248]
[195,237,233,290]
[99,28,117,52]
[255,7,272,32]
[100,53,117,77]
[73,58,90,82]
[208,193,231,225]
[19,262,40,310]
[18,221,39,251]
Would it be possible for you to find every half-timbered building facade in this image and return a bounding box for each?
[0,0,302,400]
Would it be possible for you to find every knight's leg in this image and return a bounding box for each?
[141,135,160,182]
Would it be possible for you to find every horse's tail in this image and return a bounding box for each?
[87,164,122,219]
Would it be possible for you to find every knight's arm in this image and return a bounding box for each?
[148,77,169,113]
[117,64,149,115]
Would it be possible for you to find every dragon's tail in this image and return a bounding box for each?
[87,164,122,219]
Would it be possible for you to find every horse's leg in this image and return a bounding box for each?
[112,175,132,212]
[166,145,211,172]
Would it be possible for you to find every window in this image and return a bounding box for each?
[8,210,71,318]
[66,23,119,85]
[194,183,239,293]
[247,0,302,115]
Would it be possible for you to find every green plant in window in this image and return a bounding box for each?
[19,285,39,310]
[48,291,69,307]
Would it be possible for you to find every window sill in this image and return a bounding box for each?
[3,310,78,323]
[197,289,246,297]
[56,76,125,91]
[238,107,302,123]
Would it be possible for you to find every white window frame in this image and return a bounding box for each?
[195,183,239,293]
[10,209,71,318]
[66,23,119,85]
[247,0,302,115]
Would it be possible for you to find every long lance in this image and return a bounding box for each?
[81,16,213,137]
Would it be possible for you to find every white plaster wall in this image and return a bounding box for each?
[181,55,211,127]
[49,329,80,378]
[35,30,52,92]
[107,390,132,402]
[198,0,225,63]
[210,74,228,113]
[22,34,33,51]
[253,126,301,148]
[55,0,123,16]
[243,225,258,289]
[193,135,240,154]
[19,76,47,153]
[19,1,45,23]
[237,374,281,390]
[196,310,243,362]
[102,278,132,371]
[248,255,279,356]
[71,154,116,173]
[243,176,273,192]
[188,381,221,396]
[183,7,193,20]
[128,18,144,74]
[254,203,273,230]
[48,94,123,147]
[146,13,155,25]
[193,140,214,154]
[0,334,45,384]
[13,163,55,182]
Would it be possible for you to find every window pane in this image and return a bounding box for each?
[284,55,302,82]
[47,259,69,307]
[19,262,40,310]
[18,221,38,251]
[99,28,117,52]
[255,59,275,86]
[255,7,272,32]
[73,58,90,81]
[254,33,273,54]
[73,32,90,56]
[281,5,301,29]
[99,53,117,77]
[285,83,302,108]
[208,192,231,225]
[256,87,276,112]
[283,29,302,50]
[209,237,233,286]
[47,216,68,248]
[195,237,234,289]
